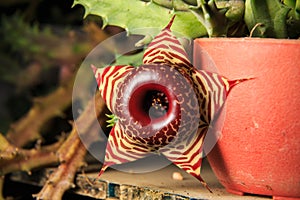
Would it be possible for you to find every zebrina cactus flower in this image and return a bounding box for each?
[92,16,250,191]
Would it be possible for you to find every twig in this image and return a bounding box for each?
[6,77,74,147]
[34,92,107,200]
[0,134,62,175]
[33,129,86,200]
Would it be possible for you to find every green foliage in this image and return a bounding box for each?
[114,51,144,67]
[1,14,50,62]
[73,0,207,38]
[244,0,290,38]
[73,0,245,38]
[0,14,41,83]
[105,113,118,127]
[283,0,300,12]
[284,0,300,38]
[0,13,94,86]
[75,0,300,38]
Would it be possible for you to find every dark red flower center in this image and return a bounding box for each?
[129,83,174,127]
[144,90,169,119]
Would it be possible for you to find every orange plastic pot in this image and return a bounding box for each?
[194,38,300,200]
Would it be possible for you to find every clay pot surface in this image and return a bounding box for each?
[194,38,300,200]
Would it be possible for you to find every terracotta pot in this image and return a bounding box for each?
[193,38,300,200]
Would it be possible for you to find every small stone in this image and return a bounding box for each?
[172,172,183,181]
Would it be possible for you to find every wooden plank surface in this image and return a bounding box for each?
[78,161,270,200]
[10,159,271,200]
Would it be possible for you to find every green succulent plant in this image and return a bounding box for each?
[73,0,300,39]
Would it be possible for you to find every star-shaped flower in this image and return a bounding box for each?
[92,16,249,191]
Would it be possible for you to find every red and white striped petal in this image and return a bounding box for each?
[142,16,193,72]
[98,122,151,176]
[192,69,252,123]
[161,127,210,191]
[92,65,134,111]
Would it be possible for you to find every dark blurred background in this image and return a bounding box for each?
[0,0,100,134]
[0,1,108,199]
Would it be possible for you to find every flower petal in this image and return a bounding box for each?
[92,65,134,111]
[161,127,211,191]
[99,122,151,175]
[142,16,193,72]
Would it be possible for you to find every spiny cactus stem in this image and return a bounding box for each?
[33,129,87,200]
[34,92,107,200]
[0,134,61,175]
[6,76,74,147]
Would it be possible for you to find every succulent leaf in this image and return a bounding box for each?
[114,51,144,67]
[244,0,290,38]
[152,0,191,11]
[73,0,207,38]
[284,0,300,38]
[190,0,229,37]
[74,0,245,37]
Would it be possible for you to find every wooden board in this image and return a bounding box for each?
[10,160,270,200]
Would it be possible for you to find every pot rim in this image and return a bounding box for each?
[194,37,300,44]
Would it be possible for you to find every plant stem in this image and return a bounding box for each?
[6,77,74,147]
[34,92,107,199]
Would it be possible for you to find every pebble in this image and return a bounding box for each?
[172,172,183,180]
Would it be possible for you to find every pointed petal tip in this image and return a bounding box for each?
[227,77,255,93]
[165,15,176,30]
[197,177,213,193]
[98,164,108,178]
[230,77,255,87]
